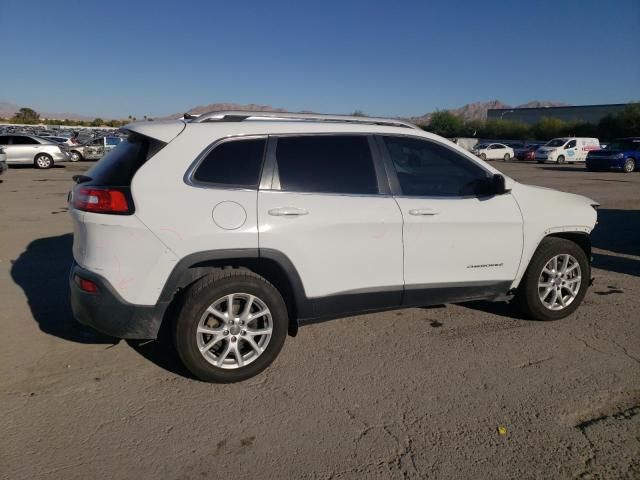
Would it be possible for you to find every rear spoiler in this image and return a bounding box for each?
[120,120,186,143]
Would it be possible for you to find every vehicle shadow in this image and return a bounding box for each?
[591,208,640,277]
[457,300,529,321]
[10,233,116,344]
[539,166,587,172]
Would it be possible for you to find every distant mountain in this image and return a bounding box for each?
[408,100,570,125]
[0,101,94,121]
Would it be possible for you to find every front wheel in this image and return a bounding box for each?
[69,150,83,162]
[174,269,288,383]
[34,153,53,169]
[480,153,487,161]
[556,155,565,164]
[515,237,589,321]
[503,153,511,161]
[623,158,635,173]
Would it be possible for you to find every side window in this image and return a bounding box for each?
[275,135,378,195]
[566,140,577,149]
[13,136,38,145]
[193,138,266,187]
[0,136,10,145]
[383,136,489,197]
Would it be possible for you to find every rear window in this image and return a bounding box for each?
[83,134,165,186]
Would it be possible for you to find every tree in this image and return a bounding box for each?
[351,110,366,117]
[91,118,104,127]
[12,107,40,124]
[426,111,464,138]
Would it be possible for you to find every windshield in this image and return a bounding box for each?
[606,141,638,151]
[546,139,566,147]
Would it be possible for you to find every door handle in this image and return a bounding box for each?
[409,208,440,216]
[268,207,309,216]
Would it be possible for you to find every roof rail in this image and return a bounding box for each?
[190,110,421,130]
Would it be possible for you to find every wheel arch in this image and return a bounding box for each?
[154,249,307,339]
[512,229,592,289]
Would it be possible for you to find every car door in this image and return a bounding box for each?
[378,135,523,304]
[490,143,506,160]
[564,139,578,162]
[7,135,40,163]
[258,134,404,317]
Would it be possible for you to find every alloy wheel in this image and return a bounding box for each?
[196,293,273,369]
[538,254,582,311]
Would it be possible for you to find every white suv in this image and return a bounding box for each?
[69,111,599,382]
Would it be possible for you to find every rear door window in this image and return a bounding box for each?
[275,135,378,195]
[12,136,38,145]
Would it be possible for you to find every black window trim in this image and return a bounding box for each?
[375,134,495,199]
[183,134,268,191]
[263,133,391,197]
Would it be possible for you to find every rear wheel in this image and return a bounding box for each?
[623,158,635,173]
[174,269,288,383]
[556,155,565,164]
[516,237,589,321]
[503,153,511,161]
[34,153,53,169]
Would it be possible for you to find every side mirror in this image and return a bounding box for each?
[476,174,508,196]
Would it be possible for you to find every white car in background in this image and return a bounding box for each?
[472,143,515,161]
[536,137,601,164]
[0,145,7,175]
[0,134,70,168]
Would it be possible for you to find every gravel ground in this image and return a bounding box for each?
[1,160,639,479]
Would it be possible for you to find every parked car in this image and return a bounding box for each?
[68,135,124,162]
[586,138,640,173]
[0,145,7,175]
[69,111,598,382]
[0,134,70,168]
[516,144,542,161]
[472,143,515,161]
[535,137,600,164]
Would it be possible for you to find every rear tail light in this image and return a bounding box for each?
[71,186,133,214]
[74,274,99,293]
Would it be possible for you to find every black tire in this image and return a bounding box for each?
[623,158,635,173]
[70,150,83,162]
[503,153,511,161]
[556,155,565,164]
[34,153,53,169]
[515,237,590,321]
[174,269,288,383]
[480,153,487,161]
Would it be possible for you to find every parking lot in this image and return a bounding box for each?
[1,161,639,479]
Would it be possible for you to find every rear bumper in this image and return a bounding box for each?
[70,263,163,339]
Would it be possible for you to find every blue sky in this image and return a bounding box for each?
[2,0,639,118]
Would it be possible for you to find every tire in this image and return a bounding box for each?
[623,158,635,173]
[515,237,590,321]
[69,150,83,162]
[480,153,487,161]
[556,155,565,164]
[34,153,53,169]
[503,153,511,161]
[174,269,288,383]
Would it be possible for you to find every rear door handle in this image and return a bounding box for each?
[409,208,440,216]
[268,207,309,216]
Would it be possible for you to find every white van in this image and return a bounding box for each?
[535,137,600,164]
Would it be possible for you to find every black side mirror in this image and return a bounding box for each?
[476,174,508,196]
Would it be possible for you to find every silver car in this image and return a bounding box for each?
[0,134,70,169]
[68,135,124,162]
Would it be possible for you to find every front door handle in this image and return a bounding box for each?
[409,208,440,216]
[268,207,309,216]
